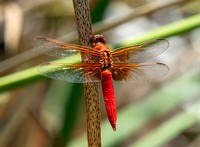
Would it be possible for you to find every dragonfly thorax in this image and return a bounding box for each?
[100,50,113,69]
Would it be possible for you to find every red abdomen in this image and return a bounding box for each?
[101,69,117,131]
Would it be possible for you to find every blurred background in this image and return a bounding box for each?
[0,0,200,146]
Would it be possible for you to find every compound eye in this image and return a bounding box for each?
[90,35,106,46]
[98,35,106,44]
[90,36,96,47]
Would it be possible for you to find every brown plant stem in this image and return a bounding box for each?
[72,0,101,147]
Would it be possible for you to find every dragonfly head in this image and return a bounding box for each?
[90,35,106,48]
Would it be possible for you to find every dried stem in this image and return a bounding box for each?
[72,0,101,147]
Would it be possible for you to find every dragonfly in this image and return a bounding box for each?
[33,35,170,131]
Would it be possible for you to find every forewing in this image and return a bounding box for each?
[111,62,169,83]
[33,37,101,61]
[111,39,169,62]
[37,62,102,83]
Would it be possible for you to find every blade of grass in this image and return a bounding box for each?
[113,13,200,48]
[0,67,45,93]
[40,80,83,146]
[130,110,199,147]
[58,83,83,145]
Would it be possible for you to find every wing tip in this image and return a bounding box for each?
[156,62,170,77]
[32,36,48,47]
[156,38,170,48]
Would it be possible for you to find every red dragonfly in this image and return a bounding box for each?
[33,35,169,131]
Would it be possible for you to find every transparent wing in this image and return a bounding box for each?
[111,62,169,83]
[111,39,169,63]
[33,37,101,61]
[37,62,102,83]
